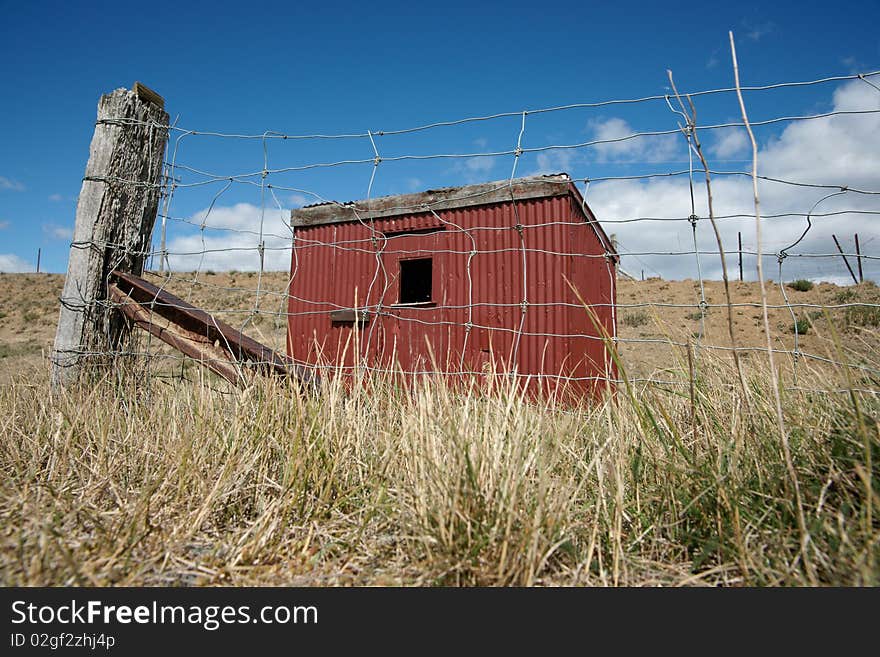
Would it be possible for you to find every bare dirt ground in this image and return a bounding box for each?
[1,271,878,384]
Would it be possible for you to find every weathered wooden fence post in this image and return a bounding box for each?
[51,83,169,388]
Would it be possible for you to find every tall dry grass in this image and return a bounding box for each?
[0,347,877,586]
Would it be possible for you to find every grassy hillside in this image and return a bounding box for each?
[3,271,879,381]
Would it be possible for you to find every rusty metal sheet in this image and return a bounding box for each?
[108,283,243,383]
[110,270,314,387]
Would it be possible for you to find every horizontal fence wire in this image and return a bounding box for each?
[70,65,880,397]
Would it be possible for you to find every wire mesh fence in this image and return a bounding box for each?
[69,55,880,397]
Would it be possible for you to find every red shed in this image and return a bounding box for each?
[287,173,618,398]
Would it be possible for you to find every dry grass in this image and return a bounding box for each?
[0,349,876,586]
[0,271,877,585]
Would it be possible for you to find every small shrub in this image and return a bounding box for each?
[787,279,814,292]
[835,289,858,304]
[685,310,705,321]
[791,317,811,335]
[622,310,649,328]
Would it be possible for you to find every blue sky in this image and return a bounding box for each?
[1,0,879,281]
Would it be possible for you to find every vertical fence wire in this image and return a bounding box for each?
[64,66,880,396]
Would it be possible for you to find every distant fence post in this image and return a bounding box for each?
[831,234,859,286]
[51,83,169,389]
[854,233,863,283]
[738,231,743,282]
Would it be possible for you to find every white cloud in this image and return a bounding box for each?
[533,150,576,175]
[0,220,9,230]
[288,193,309,208]
[0,176,25,192]
[188,202,287,231]
[48,193,64,202]
[706,50,720,69]
[758,81,880,190]
[43,223,73,241]
[165,203,292,272]
[465,156,495,173]
[452,153,498,183]
[710,128,749,159]
[587,117,681,163]
[0,254,31,273]
[588,79,880,283]
[840,56,862,73]
[742,20,774,42]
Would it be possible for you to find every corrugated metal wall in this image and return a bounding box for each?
[287,191,616,399]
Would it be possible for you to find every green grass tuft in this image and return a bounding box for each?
[787,279,814,292]
[622,310,649,328]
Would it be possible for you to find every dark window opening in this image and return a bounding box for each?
[399,258,432,304]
